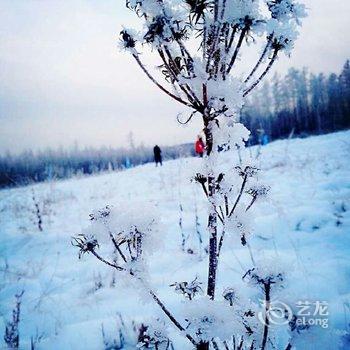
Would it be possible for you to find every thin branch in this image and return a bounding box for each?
[149,290,197,346]
[228,174,248,218]
[90,250,124,271]
[245,196,257,212]
[243,49,279,97]
[206,173,219,300]
[226,24,239,53]
[219,206,225,220]
[202,83,208,106]
[213,46,222,79]
[176,38,194,66]
[203,23,207,61]
[160,4,195,72]
[132,54,192,108]
[126,241,133,260]
[223,340,230,350]
[215,209,224,224]
[224,195,229,216]
[217,227,225,257]
[162,46,202,107]
[226,27,248,74]
[158,48,194,103]
[212,340,220,350]
[177,110,197,125]
[108,232,127,263]
[246,242,257,266]
[200,182,209,198]
[244,36,272,84]
[214,0,219,22]
[206,24,222,75]
[220,0,227,20]
[221,24,230,80]
[90,247,197,347]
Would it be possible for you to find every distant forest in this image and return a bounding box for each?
[1,60,349,189]
[0,143,195,188]
[242,60,350,144]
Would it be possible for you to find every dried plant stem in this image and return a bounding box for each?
[229,174,248,217]
[244,49,279,97]
[149,290,197,346]
[132,54,192,108]
[90,250,124,271]
[89,246,197,347]
[226,27,248,74]
[244,37,272,84]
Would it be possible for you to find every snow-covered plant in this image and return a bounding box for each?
[73,1,307,348]
[101,315,174,350]
[178,201,187,251]
[4,290,24,349]
[28,188,54,232]
[137,321,174,349]
[31,189,43,232]
[170,276,203,300]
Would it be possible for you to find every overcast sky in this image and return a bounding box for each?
[0,0,349,154]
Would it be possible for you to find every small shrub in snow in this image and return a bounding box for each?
[31,189,43,231]
[137,321,174,349]
[101,316,174,350]
[29,188,54,232]
[4,290,24,349]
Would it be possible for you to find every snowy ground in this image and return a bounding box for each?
[0,131,349,349]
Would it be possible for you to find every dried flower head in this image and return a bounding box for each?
[71,234,99,259]
[170,277,203,300]
[235,165,259,178]
[246,184,271,198]
[223,287,237,306]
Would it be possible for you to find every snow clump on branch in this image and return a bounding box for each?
[182,296,245,343]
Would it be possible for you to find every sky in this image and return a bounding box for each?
[0,0,349,154]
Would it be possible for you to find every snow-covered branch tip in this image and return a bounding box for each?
[119,0,306,118]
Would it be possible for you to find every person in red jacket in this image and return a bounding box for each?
[195,136,205,157]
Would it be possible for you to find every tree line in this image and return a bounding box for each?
[0,60,349,189]
[0,143,195,188]
[242,59,350,144]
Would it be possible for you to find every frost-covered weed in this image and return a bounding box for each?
[170,277,203,300]
[101,315,174,350]
[4,290,24,349]
[73,1,308,349]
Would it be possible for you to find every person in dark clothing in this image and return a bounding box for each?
[153,145,162,166]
